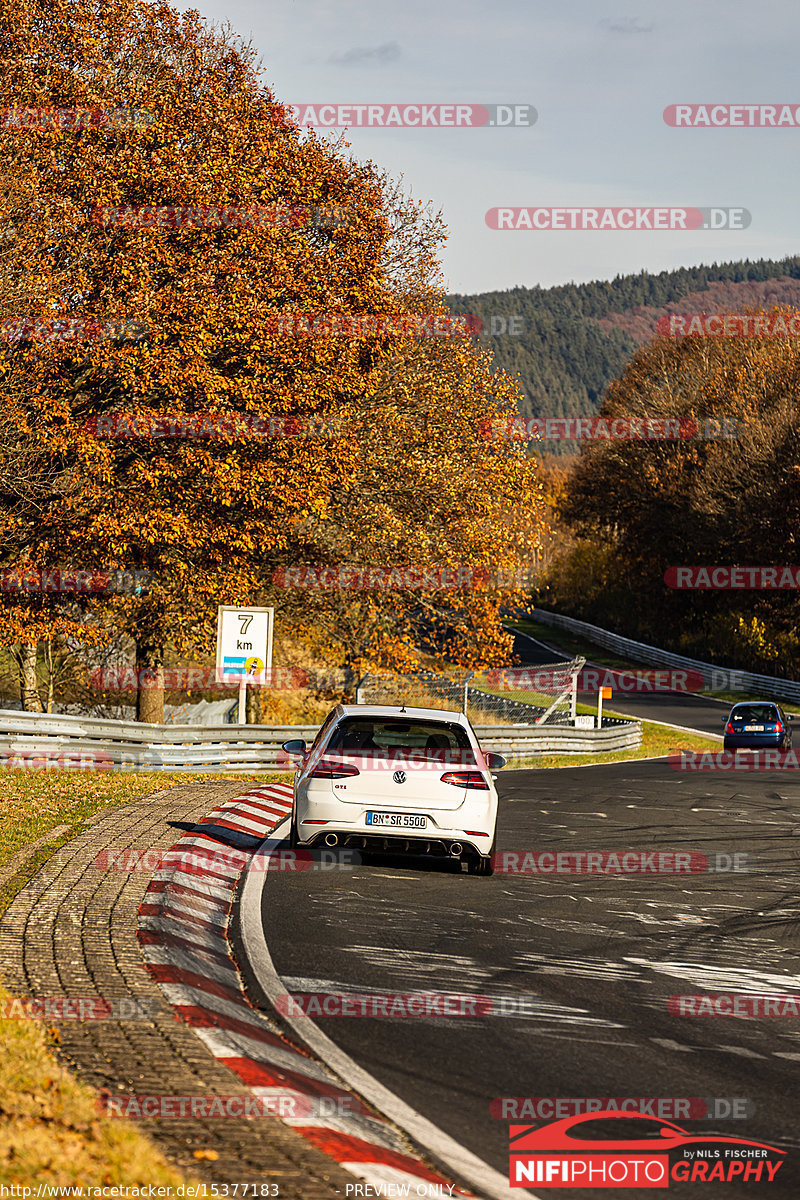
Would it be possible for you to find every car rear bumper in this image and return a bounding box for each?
[296,795,496,856]
[723,734,788,750]
[303,829,489,859]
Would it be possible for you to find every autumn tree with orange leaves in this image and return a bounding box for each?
[548,309,800,671]
[0,0,542,719]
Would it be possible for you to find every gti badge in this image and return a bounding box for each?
[392,770,406,784]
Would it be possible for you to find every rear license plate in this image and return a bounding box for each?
[744,725,765,731]
[366,812,427,829]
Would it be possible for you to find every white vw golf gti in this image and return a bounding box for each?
[281,704,504,875]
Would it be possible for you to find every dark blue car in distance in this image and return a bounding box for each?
[723,702,792,751]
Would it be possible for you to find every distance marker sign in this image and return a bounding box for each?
[215,606,274,685]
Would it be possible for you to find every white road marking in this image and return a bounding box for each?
[714,1045,767,1059]
[650,1038,695,1052]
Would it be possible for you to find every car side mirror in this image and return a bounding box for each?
[281,739,307,754]
[484,751,506,770]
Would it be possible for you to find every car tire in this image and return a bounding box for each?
[467,836,496,876]
[288,809,299,849]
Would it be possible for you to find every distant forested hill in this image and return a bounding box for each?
[447,257,800,430]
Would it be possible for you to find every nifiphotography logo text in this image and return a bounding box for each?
[509,1110,785,1187]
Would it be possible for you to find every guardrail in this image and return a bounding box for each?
[0,708,641,771]
[529,609,800,705]
[475,722,641,757]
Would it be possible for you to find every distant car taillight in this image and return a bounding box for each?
[775,721,784,733]
[309,760,360,779]
[441,771,489,790]
[725,722,734,733]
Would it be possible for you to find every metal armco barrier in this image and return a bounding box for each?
[0,709,641,771]
[530,609,800,705]
[474,722,641,757]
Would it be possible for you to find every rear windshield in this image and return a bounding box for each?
[326,718,473,754]
[730,705,779,723]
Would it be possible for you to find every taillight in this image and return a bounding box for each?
[441,771,489,790]
[310,760,360,779]
[725,722,734,733]
[774,722,784,733]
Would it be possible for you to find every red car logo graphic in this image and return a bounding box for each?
[509,1110,785,1188]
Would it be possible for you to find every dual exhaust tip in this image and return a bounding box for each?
[323,831,463,857]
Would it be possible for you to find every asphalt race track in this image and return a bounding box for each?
[245,758,800,1199]
[508,626,737,738]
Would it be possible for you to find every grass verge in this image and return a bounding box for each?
[0,982,198,1187]
[0,768,293,916]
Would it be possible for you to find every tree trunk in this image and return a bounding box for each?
[45,639,54,713]
[18,641,43,712]
[246,686,260,725]
[342,654,364,704]
[135,639,164,724]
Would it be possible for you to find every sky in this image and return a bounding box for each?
[176,0,800,294]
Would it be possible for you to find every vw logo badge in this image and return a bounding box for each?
[392,770,406,785]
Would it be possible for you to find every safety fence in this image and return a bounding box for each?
[358,660,587,726]
[530,610,800,705]
[0,707,641,771]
